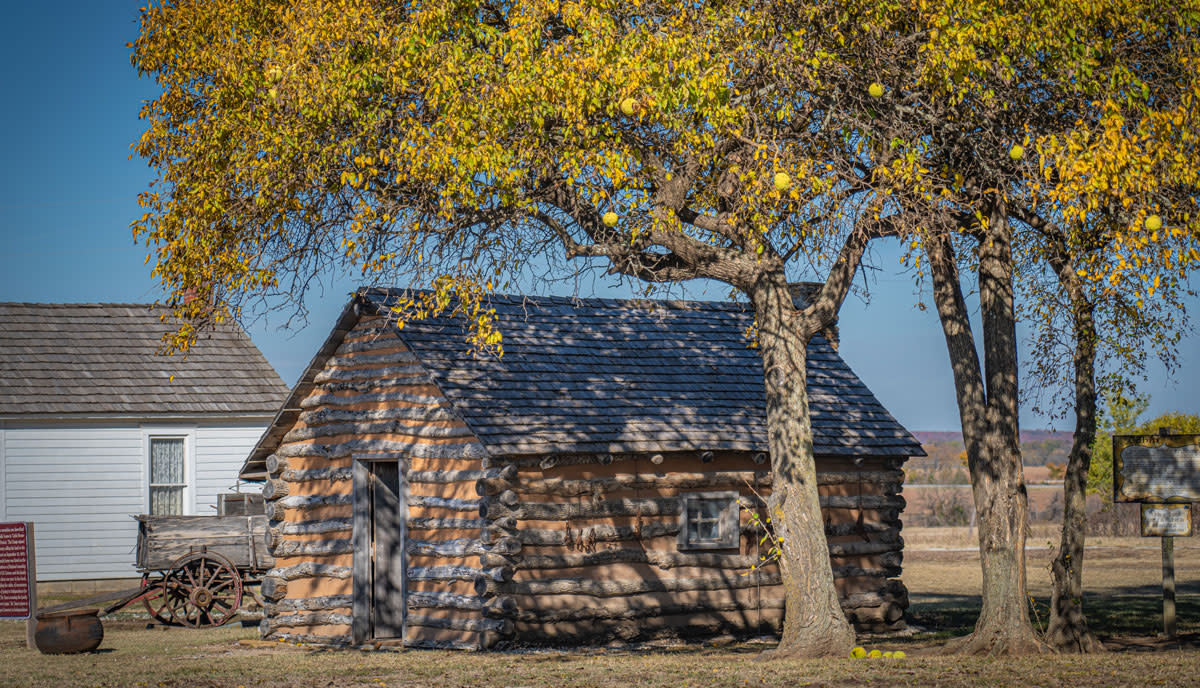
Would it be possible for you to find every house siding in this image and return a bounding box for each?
[2,419,270,581]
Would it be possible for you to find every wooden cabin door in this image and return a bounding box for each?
[354,459,407,642]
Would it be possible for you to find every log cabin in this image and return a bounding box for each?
[239,286,924,649]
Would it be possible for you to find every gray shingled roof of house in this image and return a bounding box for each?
[360,288,923,459]
[0,303,289,416]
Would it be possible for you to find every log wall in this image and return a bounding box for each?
[259,316,498,649]
[477,451,908,645]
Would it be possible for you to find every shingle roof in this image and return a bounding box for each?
[0,303,288,416]
[362,288,922,458]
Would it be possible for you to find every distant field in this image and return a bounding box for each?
[4,530,1200,687]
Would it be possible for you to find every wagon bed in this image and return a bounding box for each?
[135,514,273,572]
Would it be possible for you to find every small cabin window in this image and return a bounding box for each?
[678,491,740,550]
[149,437,187,515]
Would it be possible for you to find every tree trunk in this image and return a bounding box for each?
[1044,243,1105,652]
[928,215,1044,656]
[750,275,856,659]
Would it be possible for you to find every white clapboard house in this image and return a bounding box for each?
[0,303,288,582]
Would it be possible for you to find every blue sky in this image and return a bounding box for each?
[1,2,1196,432]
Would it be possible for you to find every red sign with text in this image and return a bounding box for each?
[0,523,31,618]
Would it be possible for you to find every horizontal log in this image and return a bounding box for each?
[300,404,460,427]
[411,495,482,512]
[475,471,767,497]
[334,337,411,355]
[267,494,353,520]
[270,538,354,558]
[326,350,419,367]
[407,538,520,557]
[262,479,290,500]
[281,466,354,483]
[517,550,759,571]
[409,565,513,583]
[480,496,679,521]
[827,540,902,557]
[270,562,353,581]
[277,438,487,460]
[408,614,513,635]
[833,565,902,579]
[515,597,786,624]
[267,630,353,646]
[283,419,474,444]
[266,454,287,476]
[481,494,902,521]
[407,516,488,530]
[313,362,430,384]
[271,518,354,537]
[261,576,286,602]
[503,571,780,598]
[845,602,906,625]
[299,389,445,410]
[411,465,515,485]
[268,594,355,613]
[268,611,354,630]
[478,553,521,568]
[408,591,485,611]
[316,374,435,394]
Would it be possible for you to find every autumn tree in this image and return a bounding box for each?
[818,0,1200,654]
[131,0,939,657]
[131,0,1200,656]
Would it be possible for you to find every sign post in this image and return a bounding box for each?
[1115,431,1200,639]
[0,522,36,648]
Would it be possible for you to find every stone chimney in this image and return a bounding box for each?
[787,282,840,351]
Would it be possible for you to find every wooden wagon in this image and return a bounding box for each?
[134,514,273,627]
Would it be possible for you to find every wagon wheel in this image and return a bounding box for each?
[167,552,243,628]
[140,571,183,625]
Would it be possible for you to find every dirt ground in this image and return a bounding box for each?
[4,528,1200,687]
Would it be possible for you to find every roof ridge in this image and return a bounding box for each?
[360,286,753,312]
[0,302,167,309]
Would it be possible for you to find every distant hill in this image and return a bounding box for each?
[911,430,1075,466]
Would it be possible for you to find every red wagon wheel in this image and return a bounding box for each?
[140,571,183,625]
[166,552,244,628]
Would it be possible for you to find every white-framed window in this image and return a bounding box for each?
[147,435,188,515]
[677,491,740,550]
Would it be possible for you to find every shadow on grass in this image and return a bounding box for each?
[908,579,1200,648]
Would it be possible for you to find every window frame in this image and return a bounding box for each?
[677,491,741,550]
[142,426,195,516]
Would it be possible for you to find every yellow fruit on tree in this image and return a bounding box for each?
[620,98,637,116]
[868,82,884,98]
[1145,214,1162,231]
[850,646,867,658]
[773,172,791,191]
[602,211,619,227]
[1009,144,1024,160]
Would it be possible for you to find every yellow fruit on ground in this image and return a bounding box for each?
[602,211,619,227]
[773,172,791,191]
[893,650,907,659]
[1145,214,1162,231]
[1009,144,1024,160]
[883,651,894,658]
[868,649,882,658]
[868,82,884,98]
[850,646,867,658]
[619,98,638,116]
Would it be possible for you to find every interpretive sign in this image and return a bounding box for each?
[1113,433,1200,503]
[0,523,33,619]
[1141,504,1194,537]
